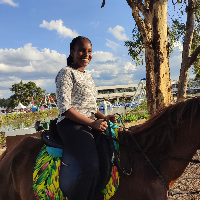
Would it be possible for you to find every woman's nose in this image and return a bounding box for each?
[83,51,88,57]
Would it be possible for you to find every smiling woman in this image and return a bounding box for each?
[55,36,117,200]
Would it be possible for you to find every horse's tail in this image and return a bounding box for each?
[0,149,7,162]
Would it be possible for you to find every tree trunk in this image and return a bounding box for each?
[127,0,173,115]
[147,0,173,114]
[177,0,195,102]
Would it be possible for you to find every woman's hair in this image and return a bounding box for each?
[67,36,92,66]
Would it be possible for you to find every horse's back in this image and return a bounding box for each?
[0,136,43,200]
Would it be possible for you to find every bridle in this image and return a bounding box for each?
[108,114,169,189]
[108,114,200,195]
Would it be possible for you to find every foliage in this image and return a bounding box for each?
[9,80,46,108]
[0,97,13,109]
[125,1,200,80]
[124,25,145,66]
[122,113,149,122]
[0,108,59,128]
[0,132,5,144]
[116,100,149,123]
[132,100,148,111]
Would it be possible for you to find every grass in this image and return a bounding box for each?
[0,108,59,129]
[116,100,149,123]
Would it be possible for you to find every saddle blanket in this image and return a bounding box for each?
[33,123,120,200]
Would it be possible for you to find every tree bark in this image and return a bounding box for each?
[150,0,173,112]
[127,0,173,115]
[177,0,195,102]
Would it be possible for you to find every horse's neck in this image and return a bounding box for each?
[161,120,200,188]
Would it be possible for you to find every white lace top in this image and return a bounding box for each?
[55,66,98,123]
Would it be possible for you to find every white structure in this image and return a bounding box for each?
[96,83,140,100]
[171,79,200,95]
[14,102,26,110]
[98,100,112,110]
[130,78,146,106]
[27,102,36,109]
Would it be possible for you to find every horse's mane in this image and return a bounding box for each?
[129,96,200,158]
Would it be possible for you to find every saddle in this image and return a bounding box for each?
[41,118,114,198]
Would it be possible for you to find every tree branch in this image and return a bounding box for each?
[182,0,195,69]
[130,3,151,46]
[189,45,200,65]
[101,0,105,8]
[126,0,149,19]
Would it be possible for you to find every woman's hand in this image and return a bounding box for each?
[105,114,117,124]
[90,119,108,132]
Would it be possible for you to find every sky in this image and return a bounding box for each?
[0,0,195,99]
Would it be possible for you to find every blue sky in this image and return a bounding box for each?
[0,0,194,99]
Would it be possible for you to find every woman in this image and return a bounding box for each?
[55,36,116,200]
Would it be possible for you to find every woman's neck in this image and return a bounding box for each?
[70,64,85,72]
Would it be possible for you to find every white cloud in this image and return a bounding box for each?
[173,41,183,52]
[33,79,55,88]
[90,22,100,28]
[0,43,66,74]
[0,76,21,88]
[0,77,56,99]
[94,74,134,86]
[108,25,129,41]
[92,51,117,62]
[0,90,12,99]
[106,39,119,51]
[0,0,18,7]
[124,62,137,73]
[85,69,100,77]
[0,63,35,73]
[0,44,139,98]
[40,20,79,38]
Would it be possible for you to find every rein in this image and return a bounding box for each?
[107,119,132,176]
[110,114,169,190]
[110,111,200,196]
[109,114,200,193]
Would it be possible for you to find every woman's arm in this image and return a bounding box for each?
[64,108,108,131]
[95,109,117,124]
[95,109,106,120]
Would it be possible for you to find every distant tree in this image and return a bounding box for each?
[0,98,13,109]
[10,80,46,107]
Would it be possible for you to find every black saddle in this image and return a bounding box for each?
[42,118,64,149]
[41,118,113,199]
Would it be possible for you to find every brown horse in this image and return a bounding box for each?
[1,96,200,200]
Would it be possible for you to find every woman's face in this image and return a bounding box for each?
[71,39,93,69]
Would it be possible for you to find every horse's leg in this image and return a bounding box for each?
[0,137,43,200]
[18,137,43,200]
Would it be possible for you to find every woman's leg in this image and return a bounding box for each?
[57,118,99,200]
